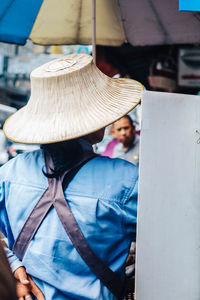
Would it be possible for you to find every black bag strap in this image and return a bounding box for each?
[12,150,97,260]
[13,151,128,298]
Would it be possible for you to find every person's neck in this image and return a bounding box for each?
[123,145,130,152]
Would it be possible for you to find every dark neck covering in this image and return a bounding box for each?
[41,138,93,178]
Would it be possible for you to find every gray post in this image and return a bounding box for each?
[92,0,96,64]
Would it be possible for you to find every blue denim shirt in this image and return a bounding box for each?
[0,147,138,300]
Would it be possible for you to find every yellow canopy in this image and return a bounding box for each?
[30,0,125,46]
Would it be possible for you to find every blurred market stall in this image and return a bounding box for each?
[0,0,200,47]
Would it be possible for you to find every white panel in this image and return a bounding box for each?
[136,91,200,300]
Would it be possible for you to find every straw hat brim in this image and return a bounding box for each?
[4,77,143,144]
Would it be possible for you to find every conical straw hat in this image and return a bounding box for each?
[4,54,143,144]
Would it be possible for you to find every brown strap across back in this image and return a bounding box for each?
[13,151,128,298]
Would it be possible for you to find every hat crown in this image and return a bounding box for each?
[28,54,101,115]
[31,54,92,78]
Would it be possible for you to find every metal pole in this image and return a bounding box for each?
[92,0,96,64]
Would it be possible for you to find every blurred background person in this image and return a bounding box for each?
[112,115,139,166]
[101,124,119,158]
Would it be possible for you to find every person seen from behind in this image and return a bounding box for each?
[1,54,143,300]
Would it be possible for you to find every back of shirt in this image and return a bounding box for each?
[0,150,138,300]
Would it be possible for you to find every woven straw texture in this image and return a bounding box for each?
[4,54,143,144]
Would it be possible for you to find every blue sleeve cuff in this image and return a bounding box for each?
[10,258,24,273]
[4,246,24,272]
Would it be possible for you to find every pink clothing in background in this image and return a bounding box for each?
[101,138,119,158]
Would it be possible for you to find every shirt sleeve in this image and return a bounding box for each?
[0,180,24,272]
[123,170,138,241]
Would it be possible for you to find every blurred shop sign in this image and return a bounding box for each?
[0,55,4,75]
[0,41,44,57]
[178,48,200,87]
[179,0,200,11]
[7,47,92,75]
[0,43,16,57]
[0,103,16,124]
[77,46,90,54]
[7,54,62,75]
